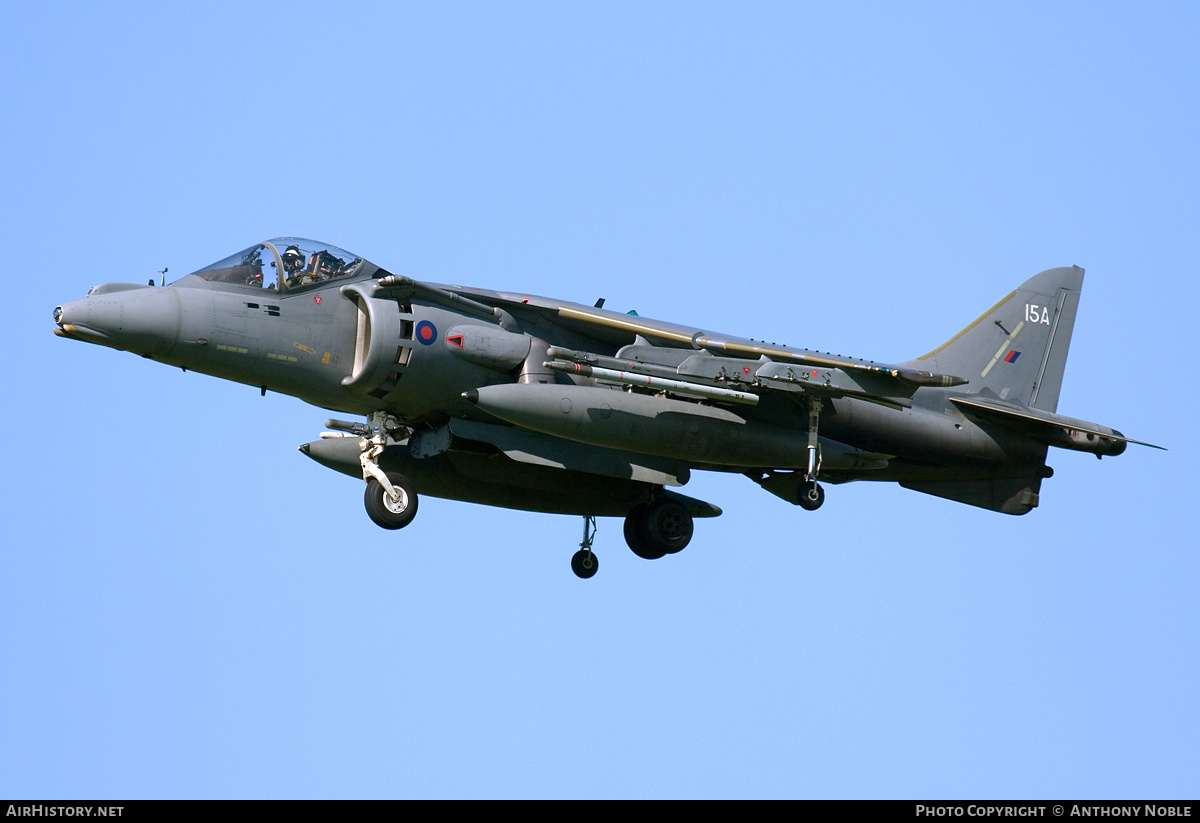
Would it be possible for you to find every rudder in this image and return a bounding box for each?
[902,266,1084,412]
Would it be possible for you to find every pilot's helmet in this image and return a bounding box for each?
[283,245,304,268]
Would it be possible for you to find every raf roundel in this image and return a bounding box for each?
[415,320,437,346]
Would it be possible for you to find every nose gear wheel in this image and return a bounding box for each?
[365,472,418,529]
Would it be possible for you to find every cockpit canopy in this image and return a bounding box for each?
[183,238,375,292]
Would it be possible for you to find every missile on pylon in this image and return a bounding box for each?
[543,359,760,405]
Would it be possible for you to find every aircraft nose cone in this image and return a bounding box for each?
[54,298,93,336]
[54,286,181,356]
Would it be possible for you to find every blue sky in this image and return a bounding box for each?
[2,1,1196,799]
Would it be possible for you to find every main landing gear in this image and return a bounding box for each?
[624,497,693,559]
[570,496,696,579]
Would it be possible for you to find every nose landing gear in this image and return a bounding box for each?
[347,412,420,531]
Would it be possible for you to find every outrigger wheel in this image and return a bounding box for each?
[571,549,598,579]
[572,516,600,579]
[797,479,824,511]
[798,395,826,512]
[364,472,419,529]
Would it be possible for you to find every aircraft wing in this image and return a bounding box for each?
[550,304,967,389]
[375,276,968,403]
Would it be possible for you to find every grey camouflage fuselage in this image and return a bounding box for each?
[54,239,1159,575]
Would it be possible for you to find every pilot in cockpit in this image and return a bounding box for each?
[283,244,312,287]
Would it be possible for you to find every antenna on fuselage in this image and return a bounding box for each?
[158,267,168,287]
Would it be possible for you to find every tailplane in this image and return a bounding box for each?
[902,266,1084,412]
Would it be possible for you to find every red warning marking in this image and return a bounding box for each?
[313,295,322,305]
[447,334,464,347]
[742,366,751,375]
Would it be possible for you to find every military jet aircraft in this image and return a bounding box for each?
[54,238,1160,577]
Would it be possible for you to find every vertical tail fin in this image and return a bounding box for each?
[902,266,1084,412]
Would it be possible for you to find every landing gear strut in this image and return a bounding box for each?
[357,412,419,530]
[572,515,599,579]
[800,395,825,511]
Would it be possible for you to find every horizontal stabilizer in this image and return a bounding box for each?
[950,395,1164,454]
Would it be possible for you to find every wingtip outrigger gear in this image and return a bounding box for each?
[572,516,599,579]
[799,395,825,510]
